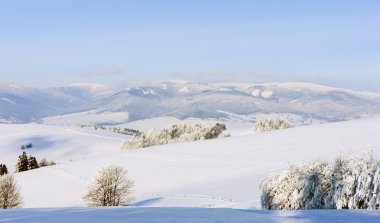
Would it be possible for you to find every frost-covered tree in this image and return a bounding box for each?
[0,164,8,176]
[121,122,229,150]
[15,152,28,173]
[83,166,134,207]
[260,154,380,210]
[261,161,333,210]
[253,118,290,132]
[27,156,39,170]
[0,175,22,209]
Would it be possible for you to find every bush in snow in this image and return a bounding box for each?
[253,118,290,132]
[83,166,134,207]
[0,175,22,209]
[121,122,230,150]
[39,158,56,167]
[0,164,8,176]
[260,154,380,210]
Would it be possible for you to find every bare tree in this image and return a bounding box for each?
[0,175,22,209]
[84,166,134,207]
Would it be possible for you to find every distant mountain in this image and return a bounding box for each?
[0,82,114,123]
[1,80,380,123]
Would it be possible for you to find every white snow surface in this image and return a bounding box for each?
[1,207,379,223]
[42,110,130,126]
[1,117,380,222]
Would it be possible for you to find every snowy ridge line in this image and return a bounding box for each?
[145,193,235,202]
[64,129,125,141]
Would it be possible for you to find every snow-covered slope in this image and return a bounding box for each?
[0,123,129,172]
[2,117,378,209]
[2,80,380,124]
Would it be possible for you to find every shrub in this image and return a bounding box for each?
[121,122,229,150]
[83,166,134,207]
[260,154,380,210]
[39,158,56,167]
[0,164,8,176]
[0,175,22,209]
[254,118,290,132]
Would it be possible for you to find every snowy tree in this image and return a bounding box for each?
[0,175,22,209]
[260,154,380,210]
[0,164,8,176]
[261,161,333,210]
[15,152,39,172]
[253,118,290,132]
[121,122,229,150]
[15,152,28,173]
[27,156,39,170]
[83,166,134,207]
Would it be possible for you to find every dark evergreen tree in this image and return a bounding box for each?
[15,152,29,173]
[0,164,8,176]
[27,156,39,170]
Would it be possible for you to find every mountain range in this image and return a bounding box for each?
[1,80,380,124]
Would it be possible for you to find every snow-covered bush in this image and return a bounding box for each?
[0,175,22,209]
[121,122,229,150]
[39,158,56,167]
[83,166,134,207]
[260,154,380,210]
[253,118,290,132]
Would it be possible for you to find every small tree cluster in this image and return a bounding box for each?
[20,143,33,150]
[121,122,229,150]
[84,166,134,207]
[79,124,141,136]
[260,154,380,210]
[0,175,22,209]
[39,158,56,167]
[0,164,8,176]
[15,152,39,173]
[254,118,290,132]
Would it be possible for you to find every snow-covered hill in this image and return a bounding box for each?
[2,80,380,124]
[2,116,380,222]
[0,117,378,209]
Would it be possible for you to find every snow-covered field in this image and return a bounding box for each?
[1,116,380,222]
[1,207,380,223]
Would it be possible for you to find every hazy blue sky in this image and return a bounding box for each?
[0,0,379,91]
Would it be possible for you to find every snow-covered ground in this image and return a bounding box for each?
[1,207,380,223]
[1,117,380,222]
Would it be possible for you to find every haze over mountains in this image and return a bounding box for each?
[1,80,380,124]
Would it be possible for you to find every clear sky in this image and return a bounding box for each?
[0,0,379,91]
